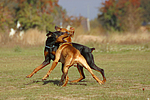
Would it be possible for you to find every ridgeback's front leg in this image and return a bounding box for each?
[60,65,70,87]
[42,61,58,80]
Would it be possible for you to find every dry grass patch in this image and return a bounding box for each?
[22,29,46,46]
[74,32,150,44]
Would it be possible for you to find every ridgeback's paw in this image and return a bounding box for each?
[42,75,49,81]
[70,80,79,83]
[42,78,47,81]
[61,83,67,87]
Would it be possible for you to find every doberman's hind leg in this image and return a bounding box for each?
[70,65,85,83]
[26,61,50,78]
[91,64,106,83]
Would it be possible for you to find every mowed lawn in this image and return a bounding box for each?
[0,46,150,100]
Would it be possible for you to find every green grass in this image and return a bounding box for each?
[0,45,150,100]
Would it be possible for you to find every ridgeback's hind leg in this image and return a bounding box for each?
[78,55,104,85]
[70,65,85,83]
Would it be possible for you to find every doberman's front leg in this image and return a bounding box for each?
[26,61,50,78]
[26,50,51,78]
[42,61,58,80]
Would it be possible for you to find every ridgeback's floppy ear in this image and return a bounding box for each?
[46,31,53,36]
[69,27,75,37]
[55,26,61,31]
[70,27,75,31]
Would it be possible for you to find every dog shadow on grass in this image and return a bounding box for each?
[24,80,60,86]
[25,80,87,86]
[43,80,88,86]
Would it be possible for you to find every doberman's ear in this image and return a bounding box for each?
[55,26,61,31]
[46,31,53,36]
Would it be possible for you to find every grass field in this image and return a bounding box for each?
[0,45,150,100]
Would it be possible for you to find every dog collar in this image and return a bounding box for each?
[45,45,55,48]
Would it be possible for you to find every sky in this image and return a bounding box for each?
[58,0,104,21]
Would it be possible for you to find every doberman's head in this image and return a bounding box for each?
[44,31,61,61]
[46,31,63,38]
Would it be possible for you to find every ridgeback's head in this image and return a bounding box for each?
[55,26,75,38]
[46,26,75,43]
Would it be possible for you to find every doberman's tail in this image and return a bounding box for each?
[91,48,95,53]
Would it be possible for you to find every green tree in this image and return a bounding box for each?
[98,0,119,31]
[140,0,150,22]
[16,0,55,31]
[98,0,143,32]
[0,0,67,33]
[0,0,15,32]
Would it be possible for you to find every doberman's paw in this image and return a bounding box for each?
[26,75,32,78]
[58,81,64,86]
[98,81,104,85]
[102,78,106,83]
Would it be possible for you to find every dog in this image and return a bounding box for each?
[26,26,106,83]
[42,42,104,86]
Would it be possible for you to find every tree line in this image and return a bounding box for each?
[0,0,150,34]
[0,0,68,33]
[0,0,84,34]
[98,0,150,32]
